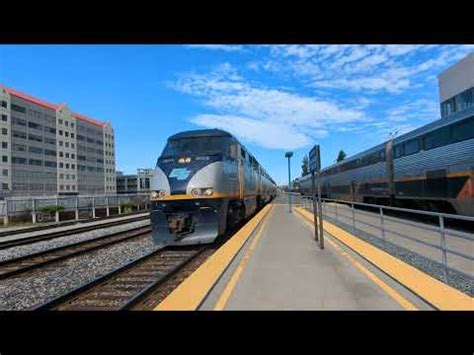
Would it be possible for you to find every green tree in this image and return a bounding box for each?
[337,150,347,162]
[301,155,309,176]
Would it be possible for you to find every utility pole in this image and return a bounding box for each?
[285,151,294,213]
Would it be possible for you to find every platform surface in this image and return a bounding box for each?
[202,203,426,310]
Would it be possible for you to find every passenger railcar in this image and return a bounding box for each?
[300,107,474,216]
[150,129,277,246]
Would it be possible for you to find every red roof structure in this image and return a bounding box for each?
[4,85,107,127]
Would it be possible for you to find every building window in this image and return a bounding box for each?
[71,143,75,149]
[60,174,64,179]
[1,101,7,108]
[1,128,7,135]
[1,142,7,149]
[65,142,69,148]
[71,164,75,169]
[71,123,74,128]
[59,141,63,146]
[2,156,7,163]
[29,146,43,154]
[59,130,63,135]
[66,163,69,169]
[71,133,75,138]
[59,162,64,168]
[59,151,64,157]
[11,104,26,113]
[2,169,8,177]
[29,159,43,166]
[65,131,69,137]
[1,114,7,122]
[71,154,75,159]
[2,183,8,190]
[65,121,69,127]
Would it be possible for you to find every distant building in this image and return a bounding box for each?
[0,85,116,199]
[438,52,474,118]
[116,168,154,194]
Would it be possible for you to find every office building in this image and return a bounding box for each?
[116,168,154,194]
[0,85,116,198]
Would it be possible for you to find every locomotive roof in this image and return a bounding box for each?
[168,129,233,140]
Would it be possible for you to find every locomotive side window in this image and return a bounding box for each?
[228,142,237,160]
[404,139,420,156]
[451,116,474,143]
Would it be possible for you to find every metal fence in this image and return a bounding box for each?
[1,193,150,225]
[297,195,474,287]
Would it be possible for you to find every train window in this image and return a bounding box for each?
[451,116,474,143]
[423,126,450,150]
[393,145,403,159]
[240,148,246,159]
[403,139,420,156]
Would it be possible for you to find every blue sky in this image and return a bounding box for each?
[1,44,473,185]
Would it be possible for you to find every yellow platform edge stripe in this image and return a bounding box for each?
[294,207,473,311]
[155,204,273,310]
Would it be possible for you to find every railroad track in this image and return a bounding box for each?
[33,246,207,311]
[0,226,151,280]
[0,215,150,250]
[0,211,149,239]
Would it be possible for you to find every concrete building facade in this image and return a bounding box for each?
[116,168,154,194]
[0,85,116,198]
[438,53,474,118]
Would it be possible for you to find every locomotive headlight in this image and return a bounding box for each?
[178,157,192,163]
[150,190,166,200]
[191,188,202,197]
[203,187,214,196]
[191,187,214,197]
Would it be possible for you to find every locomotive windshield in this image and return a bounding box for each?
[161,136,228,158]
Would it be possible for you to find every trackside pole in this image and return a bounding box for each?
[309,145,324,250]
[312,172,319,242]
[317,169,324,249]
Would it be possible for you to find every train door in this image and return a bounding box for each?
[350,180,357,201]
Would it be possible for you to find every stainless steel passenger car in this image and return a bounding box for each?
[300,107,474,216]
[150,129,277,246]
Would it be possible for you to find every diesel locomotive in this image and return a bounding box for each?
[150,129,277,246]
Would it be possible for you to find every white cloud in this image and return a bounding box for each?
[191,114,312,150]
[184,45,244,52]
[253,45,474,95]
[171,64,370,150]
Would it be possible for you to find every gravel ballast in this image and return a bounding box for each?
[0,234,159,310]
[0,220,150,263]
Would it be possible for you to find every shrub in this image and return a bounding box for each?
[39,205,65,214]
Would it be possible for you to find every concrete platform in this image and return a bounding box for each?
[201,203,429,310]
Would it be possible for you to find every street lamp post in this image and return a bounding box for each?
[285,151,294,213]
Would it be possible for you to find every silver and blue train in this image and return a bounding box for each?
[299,107,474,216]
[150,129,277,246]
